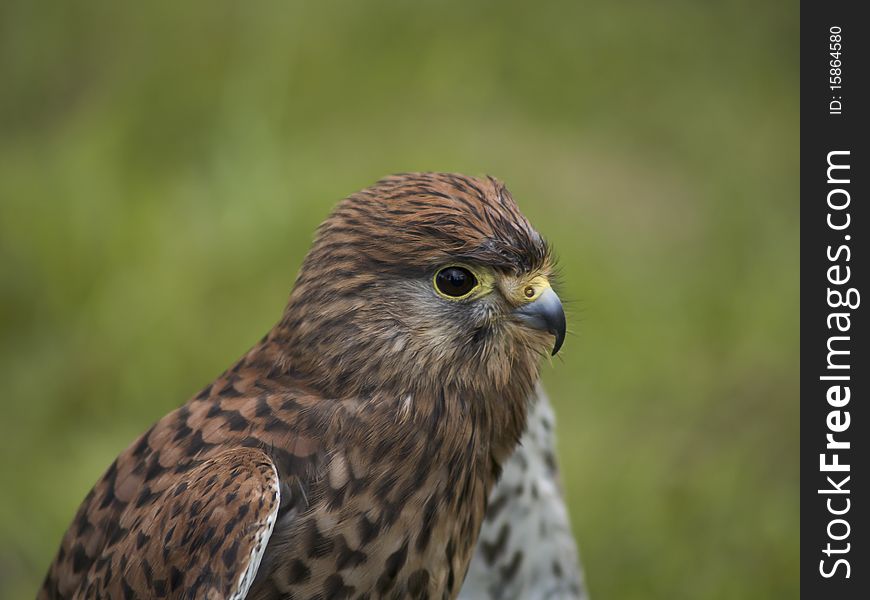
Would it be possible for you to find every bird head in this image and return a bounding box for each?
[278,173,565,405]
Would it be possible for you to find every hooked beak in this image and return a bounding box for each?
[513,287,566,355]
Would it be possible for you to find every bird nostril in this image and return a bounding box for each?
[523,285,535,299]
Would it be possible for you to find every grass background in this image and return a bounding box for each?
[0,1,798,597]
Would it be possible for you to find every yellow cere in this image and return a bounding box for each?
[513,275,550,304]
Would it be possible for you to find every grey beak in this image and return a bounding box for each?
[513,287,566,355]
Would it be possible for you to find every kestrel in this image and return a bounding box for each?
[39,173,579,600]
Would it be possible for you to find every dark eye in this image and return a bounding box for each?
[435,266,478,298]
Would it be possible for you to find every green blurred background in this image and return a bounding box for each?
[0,1,798,597]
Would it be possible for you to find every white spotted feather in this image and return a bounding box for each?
[459,384,587,599]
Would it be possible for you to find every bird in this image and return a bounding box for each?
[39,172,578,600]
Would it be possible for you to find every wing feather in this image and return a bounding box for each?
[76,448,280,600]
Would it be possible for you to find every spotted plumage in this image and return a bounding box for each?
[40,173,576,600]
[462,385,587,600]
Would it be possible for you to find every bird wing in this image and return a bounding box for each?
[70,447,280,600]
[459,384,588,600]
[40,380,325,600]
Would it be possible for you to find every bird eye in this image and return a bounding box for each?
[434,266,478,299]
